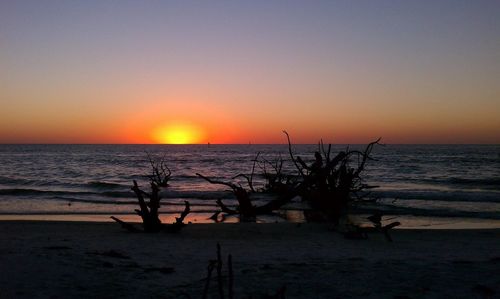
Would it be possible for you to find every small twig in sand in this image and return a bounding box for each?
[217,243,225,299]
[228,254,234,299]
[202,260,217,299]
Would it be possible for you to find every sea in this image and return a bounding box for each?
[0,144,499,228]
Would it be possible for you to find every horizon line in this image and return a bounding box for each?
[0,143,499,146]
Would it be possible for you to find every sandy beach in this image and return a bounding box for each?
[1,221,499,299]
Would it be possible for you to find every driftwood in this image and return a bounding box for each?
[196,173,292,220]
[342,213,401,242]
[232,152,260,193]
[112,154,190,232]
[350,221,401,242]
[202,244,285,299]
[131,180,162,232]
[203,243,226,299]
[217,243,225,299]
[366,212,401,242]
[110,216,140,232]
[228,254,233,299]
[165,200,191,233]
[202,259,217,299]
[111,180,190,233]
[282,131,382,223]
[196,173,255,217]
[257,154,299,195]
[146,152,171,187]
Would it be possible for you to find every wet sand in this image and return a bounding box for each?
[1,221,499,298]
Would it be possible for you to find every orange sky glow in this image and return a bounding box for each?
[1,1,499,144]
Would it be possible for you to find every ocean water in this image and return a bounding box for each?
[0,144,499,225]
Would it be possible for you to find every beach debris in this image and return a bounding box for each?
[130,180,162,232]
[110,215,141,232]
[367,212,383,226]
[202,243,285,299]
[166,200,191,233]
[199,151,298,221]
[199,131,384,225]
[202,259,217,299]
[228,253,234,299]
[345,213,401,242]
[111,153,190,232]
[380,221,401,242]
[203,243,226,299]
[257,153,298,196]
[343,221,400,242]
[217,243,226,299]
[365,212,401,242]
[209,211,224,222]
[111,177,190,232]
[232,152,260,193]
[146,152,171,187]
[282,130,381,224]
[110,181,190,232]
[197,173,292,221]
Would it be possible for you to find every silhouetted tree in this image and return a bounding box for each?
[146,152,171,187]
[111,156,189,232]
[196,157,293,221]
[282,130,381,223]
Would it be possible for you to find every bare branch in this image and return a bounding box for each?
[146,152,171,187]
[175,201,191,225]
[110,216,140,232]
[353,137,381,178]
[196,173,239,191]
[216,199,238,215]
[283,130,305,178]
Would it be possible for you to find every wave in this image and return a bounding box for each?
[2,185,498,205]
[165,190,235,200]
[447,177,500,188]
[0,188,83,196]
[0,188,135,198]
[372,190,500,203]
[102,191,137,197]
[52,197,137,205]
[51,196,231,207]
[372,177,500,190]
[0,176,30,185]
[0,210,222,215]
[87,181,126,189]
[0,182,242,199]
[0,177,129,190]
[0,176,58,186]
[354,204,500,220]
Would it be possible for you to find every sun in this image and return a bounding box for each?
[152,123,204,144]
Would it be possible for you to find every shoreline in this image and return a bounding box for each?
[2,213,500,230]
[1,221,499,298]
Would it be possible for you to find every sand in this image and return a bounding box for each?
[0,221,499,299]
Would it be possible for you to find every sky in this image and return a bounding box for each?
[1,0,499,144]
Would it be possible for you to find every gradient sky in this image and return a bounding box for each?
[1,0,499,144]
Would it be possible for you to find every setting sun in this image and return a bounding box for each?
[152,123,204,144]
